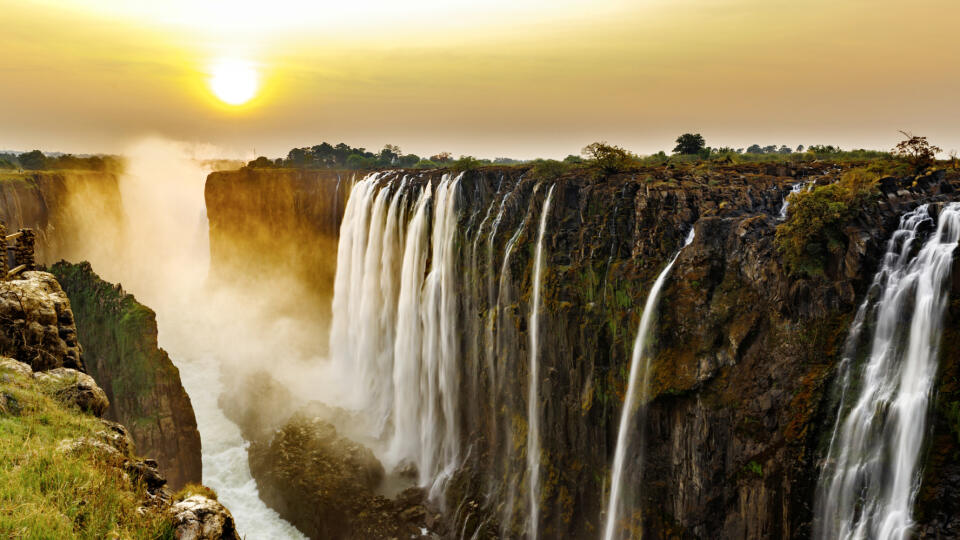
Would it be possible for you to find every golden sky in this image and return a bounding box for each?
[1,0,958,159]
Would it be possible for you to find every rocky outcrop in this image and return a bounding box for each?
[34,366,110,416]
[0,270,235,540]
[49,261,202,489]
[169,496,241,540]
[249,413,440,539]
[0,270,83,371]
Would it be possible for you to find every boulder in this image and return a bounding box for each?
[169,495,241,540]
[35,367,109,416]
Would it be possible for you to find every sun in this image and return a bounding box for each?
[208,59,258,106]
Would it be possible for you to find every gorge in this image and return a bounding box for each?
[3,149,960,539]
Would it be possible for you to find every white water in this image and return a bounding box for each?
[814,202,960,540]
[330,172,463,496]
[527,184,555,540]
[602,227,696,540]
[778,181,810,219]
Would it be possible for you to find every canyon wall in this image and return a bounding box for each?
[50,261,202,489]
[206,163,960,538]
[205,168,350,353]
[0,171,126,265]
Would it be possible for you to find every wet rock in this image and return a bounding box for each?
[169,495,241,540]
[34,367,109,416]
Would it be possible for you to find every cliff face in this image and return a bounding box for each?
[49,261,202,489]
[212,163,960,538]
[0,171,125,265]
[205,168,350,353]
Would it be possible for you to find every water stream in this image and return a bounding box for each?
[603,227,696,540]
[814,202,960,540]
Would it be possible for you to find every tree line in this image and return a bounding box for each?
[0,150,119,172]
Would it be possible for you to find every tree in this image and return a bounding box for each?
[796,145,805,153]
[778,145,793,154]
[286,147,309,167]
[430,152,453,163]
[893,131,941,170]
[247,156,274,168]
[673,133,706,155]
[17,150,47,170]
[582,142,637,174]
[398,154,420,168]
[746,144,763,154]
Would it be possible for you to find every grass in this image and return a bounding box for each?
[0,362,174,539]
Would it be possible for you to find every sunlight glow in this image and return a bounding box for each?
[209,59,258,106]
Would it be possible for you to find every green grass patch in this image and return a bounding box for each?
[0,363,174,539]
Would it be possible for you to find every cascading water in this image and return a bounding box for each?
[778,181,810,219]
[329,171,463,495]
[527,184,555,540]
[603,227,696,540]
[814,202,960,540]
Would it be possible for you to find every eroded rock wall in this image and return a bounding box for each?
[50,261,202,489]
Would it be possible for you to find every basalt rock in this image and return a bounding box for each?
[248,412,437,539]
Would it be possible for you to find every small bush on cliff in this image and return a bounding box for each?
[776,168,880,277]
[529,159,572,181]
[582,142,637,176]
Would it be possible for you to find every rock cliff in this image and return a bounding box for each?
[206,162,960,538]
[49,261,202,489]
[0,171,125,265]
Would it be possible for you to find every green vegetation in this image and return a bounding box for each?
[0,150,120,172]
[0,362,174,539]
[746,460,763,476]
[673,133,706,155]
[173,483,218,502]
[775,168,881,277]
[50,262,160,404]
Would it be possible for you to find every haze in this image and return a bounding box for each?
[2,0,958,158]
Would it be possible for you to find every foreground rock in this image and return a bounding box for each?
[34,366,109,416]
[0,271,82,371]
[169,496,241,540]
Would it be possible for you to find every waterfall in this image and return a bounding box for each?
[527,184,555,540]
[814,202,960,540]
[778,181,810,219]
[329,171,463,495]
[603,227,696,540]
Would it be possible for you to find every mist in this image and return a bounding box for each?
[60,136,357,539]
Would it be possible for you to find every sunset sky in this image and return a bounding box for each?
[2,0,958,159]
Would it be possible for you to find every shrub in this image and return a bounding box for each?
[776,168,880,277]
[452,156,481,172]
[529,159,571,181]
[174,483,219,502]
